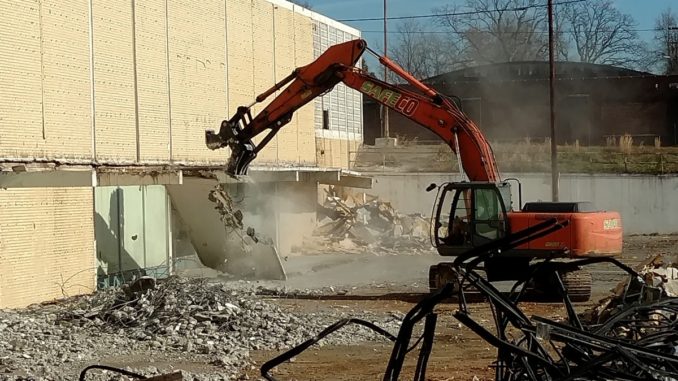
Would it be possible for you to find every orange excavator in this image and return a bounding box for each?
[206,39,622,301]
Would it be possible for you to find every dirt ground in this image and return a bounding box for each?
[241,233,678,381]
[28,234,675,380]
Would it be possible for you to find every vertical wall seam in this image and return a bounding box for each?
[164,0,173,163]
[131,0,141,163]
[345,85,350,168]
[115,188,123,275]
[88,0,97,160]
[165,189,172,275]
[250,0,255,101]
[91,187,98,290]
[272,3,278,164]
[141,186,147,268]
[224,0,229,116]
[292,6,299,165]
[38,0,46,140]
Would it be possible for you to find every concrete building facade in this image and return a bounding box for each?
[0,0,366,308]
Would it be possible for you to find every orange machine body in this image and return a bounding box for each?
[508,211,623,257]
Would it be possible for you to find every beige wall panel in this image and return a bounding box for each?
[0,0,43,159]
[315,137,357,168]
[272,7,298,164]
[293,12,315,166]
[135,0,170,162]
[250,0,277,164]
[226,0,254,112]
[0,188,95,308]
[41,0,92,159]
[294,103,316,165]
[339,136,349,167]
[315,137,328,167]
[330,138,341,167]
[92,1,136,161]
[350,140,360,168]
[168,0,226,163]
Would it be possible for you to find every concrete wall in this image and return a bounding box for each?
[363,172,678,234]
[0,187,95,308]
[0,0,360,167]
[168,179,316,260]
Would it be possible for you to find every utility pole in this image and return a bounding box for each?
[669,26,678,74]
[548,0,559,201]
[382,0,390,138]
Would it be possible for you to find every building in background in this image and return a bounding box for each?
[313,18,363,168]
[363,62,678,146]
[0,0,367,308]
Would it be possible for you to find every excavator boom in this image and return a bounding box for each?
[206,38,499,182]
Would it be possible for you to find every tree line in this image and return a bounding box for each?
[387,0,678,78]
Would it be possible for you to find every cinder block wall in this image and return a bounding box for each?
[316,134,361,169]
[0,188,95,308]
[0,0,361,307]
[0,0,342,167]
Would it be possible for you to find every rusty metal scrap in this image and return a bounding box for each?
[79,365,184,380]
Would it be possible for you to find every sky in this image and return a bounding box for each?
[302,0,676,55]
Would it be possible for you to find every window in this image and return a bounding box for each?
[473,188,504,241]
[322,110,329,130]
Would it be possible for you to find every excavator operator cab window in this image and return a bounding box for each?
[434,184,472,250]
[473,187,505,243]
[434,182,510,255]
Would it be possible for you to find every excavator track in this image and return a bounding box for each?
[558,269,592,303]
[429,263,486,301]
[524,267,593,302]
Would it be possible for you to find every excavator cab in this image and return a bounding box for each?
[431,182,513,256]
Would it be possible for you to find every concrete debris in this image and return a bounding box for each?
[208,185,245,235]
[0,277,401,381]
[582,252,678,324]
[294,193,433,255]
[205,184,286,280]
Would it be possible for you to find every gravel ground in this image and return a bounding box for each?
[1,234,676,380]
[0,277,402,381]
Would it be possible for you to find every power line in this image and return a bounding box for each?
[360,28,663,35]
[337,0,588,22]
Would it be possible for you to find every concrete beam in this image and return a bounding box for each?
[309,171,341,184]
[249,170,300,183]
[97,170,182,186]
[336,174,373,189]
[306,170,372,189]
[0,169,95,188]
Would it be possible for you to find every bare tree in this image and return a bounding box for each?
[389,19,467,79]
[654,8,678,74]
[562,0,647,68]
[434,0,562,65]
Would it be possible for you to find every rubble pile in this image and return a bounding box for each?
[582,252,678,324]
[0,277,401,380]
[295,193,433,255]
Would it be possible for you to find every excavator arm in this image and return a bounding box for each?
[206,38,500,182]
[206,39,366,175]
